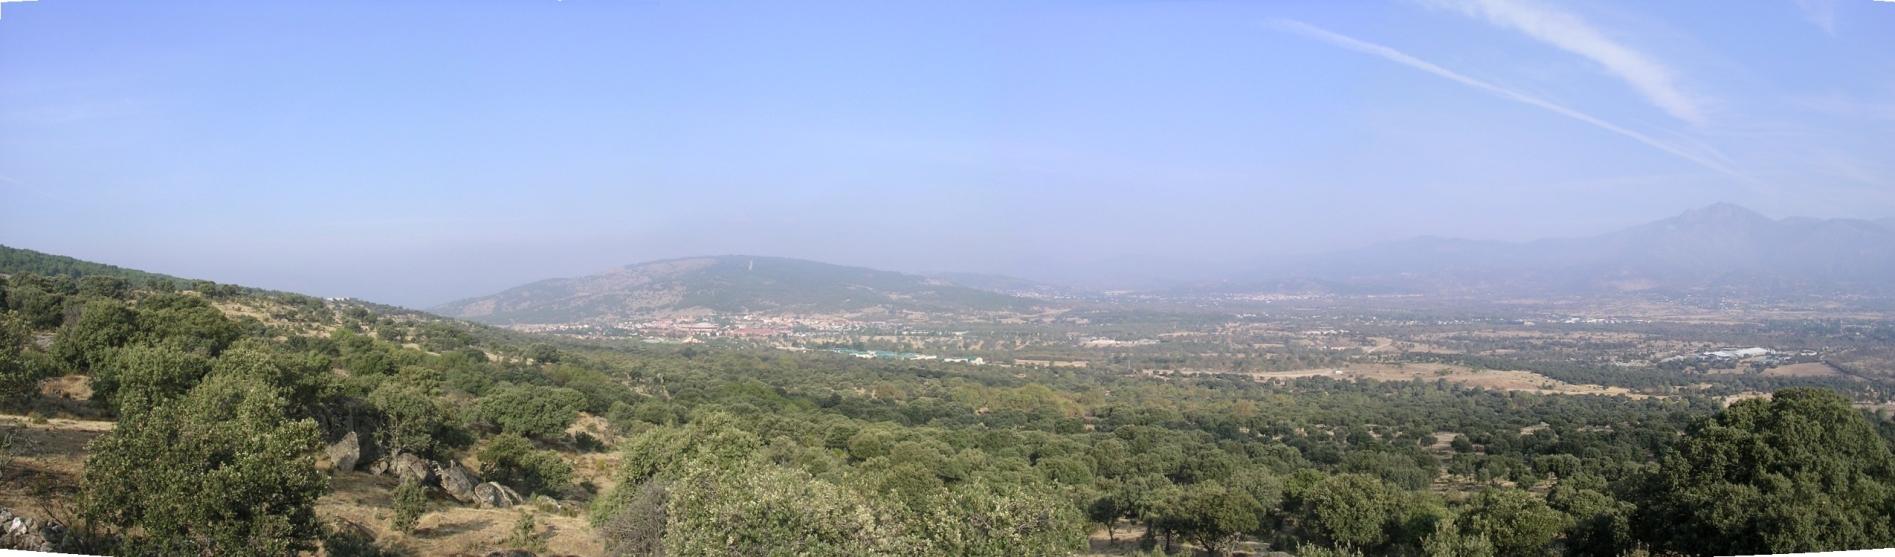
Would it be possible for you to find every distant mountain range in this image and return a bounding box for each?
[436,204,1895,325]
[1219,203,1895,297]
[433,256,1038,325]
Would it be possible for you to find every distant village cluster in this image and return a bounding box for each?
[1664,346,1817,368]
[796,347,987,365]
[510,315,886,341]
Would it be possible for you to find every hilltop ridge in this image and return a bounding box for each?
[432,255,1038,325]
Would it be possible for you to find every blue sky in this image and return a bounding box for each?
[2,0,1893,306]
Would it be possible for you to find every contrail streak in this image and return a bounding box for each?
[1269,19,1756,185]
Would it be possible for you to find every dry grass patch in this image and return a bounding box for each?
[1249,363,1649,398]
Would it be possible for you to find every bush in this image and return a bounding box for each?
[1633,388,1895,555]
[1288,472,1407,549]
[505,511,547,553]
[1456,489,1565,557]
[135,293,241,355]
[5,283,66,329]
[478,433,573,498]
[93,343,213,414]
[212,344,335,416]
[662,458,915,556]
[474,385,586,439]
[391,480,427,534]
[50,299,137,372]
[1,314,55,408]
[81,373,329,555]
[597,479,669,556]
[368,382,455,458]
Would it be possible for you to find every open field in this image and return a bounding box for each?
[1167,363,1650,397]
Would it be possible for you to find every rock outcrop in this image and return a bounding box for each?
[326,431,361,472]
[436,460,480,504]
[388,452,436,486]
[0,508,64,552]
[473,482,525,508]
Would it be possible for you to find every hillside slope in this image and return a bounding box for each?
[433,255,1037,325]
[1,244,188,287]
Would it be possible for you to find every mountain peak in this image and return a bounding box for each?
[1674,202,1771,226]
[1235,202,1895,296]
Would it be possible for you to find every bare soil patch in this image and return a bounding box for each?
[1249,363,1648,398]
[0,415,112,528]
[317,471,605,556]
[1762,362,1844,378]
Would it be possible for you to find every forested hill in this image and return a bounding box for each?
[433,255,1040,325]
[1,244,190,289]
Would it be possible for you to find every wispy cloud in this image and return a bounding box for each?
[1425,0,1707,126]
[1268,19,1753,184]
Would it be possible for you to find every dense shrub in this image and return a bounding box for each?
[474,385,586,439]
[478,433,573,498]
[82,374,329,555]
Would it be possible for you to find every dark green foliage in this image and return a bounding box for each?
[136,293,243,355]
[1286,472,1407,549]
[527,343,560,363]
[81,374,330,555]
[1456,488,1566,557]
[4,280,66,328]
[51,299,138,371]
[596,479,669,556]
[478,432,573,497]
[598,412,762,504]
[658,456,916,555]
[505,511,547,553]
[391,480,427,534]
[1422,519,1494,557]
[92,343,213,414]
[1548,480,1635,557]
[77,276,131,299]
[320,519,407,557]
[0,244,189,290]
[368,382,456,457]
[544,363,639,414]
[1167,480,1265,555]
[1633,388,1895,555]
[860,460,945,510]
[474,384,586,439]
[1340,449,1437,490]
[1088,489,1130,542]
[0,314,57,407]
[912,479,1088,556]
[1036,454,1094,485]
[213,343,336,416]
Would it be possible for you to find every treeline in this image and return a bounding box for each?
[1,245,185,290]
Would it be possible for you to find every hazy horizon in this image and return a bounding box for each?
[5,1,1894,307]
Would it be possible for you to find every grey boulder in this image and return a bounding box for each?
[473,482,525,508]
[435,460,481,504]
[326,431,361,472]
